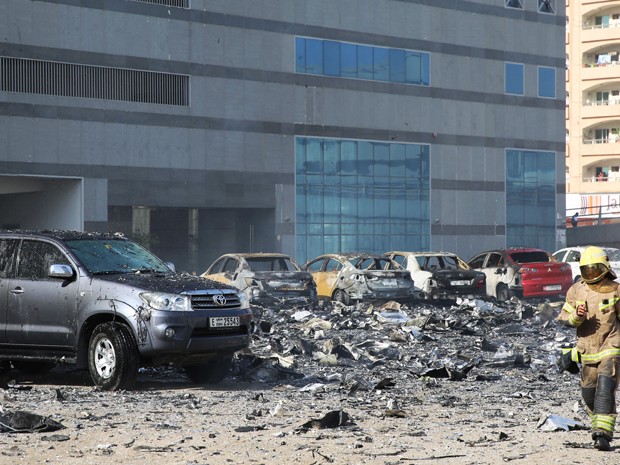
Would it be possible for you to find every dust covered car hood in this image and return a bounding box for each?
[96,272,237,294]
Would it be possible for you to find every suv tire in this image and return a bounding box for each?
[88,322,139,391]
[185,356,232,384]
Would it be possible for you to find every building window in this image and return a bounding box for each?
[538,66,556,98]
[295,37,430,86]
[506,149,556,252]
[538,0,555,14]
[0,57,189,106]
[128,0,189,7]
[506,0,523,9]
[295,137,430,264]
[505,62,524,95]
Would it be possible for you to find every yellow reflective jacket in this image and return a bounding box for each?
[558,278,620,365]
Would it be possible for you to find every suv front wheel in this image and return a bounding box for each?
[88,322,139,391]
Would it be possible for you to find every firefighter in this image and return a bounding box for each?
[558,245,620,451]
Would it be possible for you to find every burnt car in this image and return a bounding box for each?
[468,247,573,301]
[303,253,415,305]
[383,251,486,300]
[0,230,252,391]
[201,253,318,310]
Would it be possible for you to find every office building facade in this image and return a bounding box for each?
[0,0,566,271]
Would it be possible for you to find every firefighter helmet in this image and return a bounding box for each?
[579,246,617,283]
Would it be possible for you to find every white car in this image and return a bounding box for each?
[552,246,620,282]
[383,251,486,301]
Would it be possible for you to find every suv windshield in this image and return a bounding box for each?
[509,251,550,264]
[66,239,171,274]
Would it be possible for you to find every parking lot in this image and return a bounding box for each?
[1,298,618,464]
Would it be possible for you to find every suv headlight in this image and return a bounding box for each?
[140,292,191,311]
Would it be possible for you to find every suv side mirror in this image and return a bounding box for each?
[494,268,505,275]
[48,264,74,279]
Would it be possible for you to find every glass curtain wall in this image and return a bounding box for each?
[295,37,430,86]
[506,149,556,251]
[296,137,430,264]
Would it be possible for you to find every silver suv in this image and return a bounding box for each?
[0,230,252,390]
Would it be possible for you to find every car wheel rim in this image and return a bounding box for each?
[94,338,116,379]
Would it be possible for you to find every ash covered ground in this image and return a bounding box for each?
[0,298,618,464]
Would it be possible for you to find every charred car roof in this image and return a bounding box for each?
[0,229,129,241]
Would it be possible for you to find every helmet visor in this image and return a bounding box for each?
[579,263,608,283]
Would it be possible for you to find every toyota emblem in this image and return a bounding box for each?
[213,294,227,306]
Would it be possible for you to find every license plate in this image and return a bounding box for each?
[544,284,562,291]
[209,316,240,328]
[383,279,397,286]
[450,280,470,286]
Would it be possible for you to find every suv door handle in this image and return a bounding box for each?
[10,287,24,294]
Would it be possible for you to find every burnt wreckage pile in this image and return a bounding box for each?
[0,296,589,456]
[239,298,569,387]
[233,297,583,430]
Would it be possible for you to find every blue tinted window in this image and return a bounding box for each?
[295,37,306,73]
[295,37,430,86]
[373,47,389,81]
[358,45,373,80]
[505,62,524,95]
[421,53,430,85]
[324,41,341,77]
[341,43,357,78]
[506,149,556,251]
[538,66,556,98]
[405,52,421,84]
[389,49,405,83]
[296,137,430,263]
[305,38,323,75]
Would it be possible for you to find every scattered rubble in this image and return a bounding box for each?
[0,297,611,463]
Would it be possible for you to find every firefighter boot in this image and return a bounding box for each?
[593,432,612,451]
[591,375,617,451]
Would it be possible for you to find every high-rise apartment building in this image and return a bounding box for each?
[1,1,566,271]
[566,0,620,222]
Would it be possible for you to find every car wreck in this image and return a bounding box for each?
[0,230,252,391]
[303,253,415,305]
[201,253,318,311]
[383,251,486,301]
[468,247,573,301]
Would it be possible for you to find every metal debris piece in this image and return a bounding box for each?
[234,425,266,432]
[41,434,71,442]
[375,309,411,325]
[384,409,407,418]
[297,410,352,432]
[0,411,64,433]
[537,414,587,432]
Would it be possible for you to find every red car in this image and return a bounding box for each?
[467,248,573,301]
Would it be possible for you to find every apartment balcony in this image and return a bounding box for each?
[581,25,620,44]
[579,176,620,194]
[582,101,620,120]
[582,63,620,82]
[581,139,620,157]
